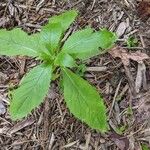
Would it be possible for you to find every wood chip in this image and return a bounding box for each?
[7,118,35,135]
[116,22,128,37]
[86,66,107,72]
[84,133,91,150]
[48,133,55,150]
[0,101,6,115]
[0,72,8,84]
[135,62,147,93]
[62,140,79,148]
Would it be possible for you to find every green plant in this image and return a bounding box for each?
[126,36,138,47]
[141,144,149,150]
[0,10,117,132]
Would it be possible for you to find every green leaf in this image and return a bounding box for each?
[142,144,149,150]
[62,28,117,60]
[9,64,52,120]
[97,28,117,49]
[41,23,63,54]
[62,68,108,132]
[54,52,77,68]
[39,10,78,55]
[75,64,86,77]
[48,10,78,33]
[126,36,138,47]
[0,28,49,57]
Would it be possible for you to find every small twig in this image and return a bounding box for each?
[48,133,55,149]
[91,0,96,10]
[139,34,146,48]
[124,0,130,7]
[124,65,137,96]
[84,133,91,150]
[61,26,75,42]
[109,79,122,118]
[121,46,147,50]
[41,97,50,148]
[125,29,138,37]
[7,118,35,135]
[23,23,41,29]
[86,66,107,72]
[70,0,83,8]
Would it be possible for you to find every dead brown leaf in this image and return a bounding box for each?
[109,46,149,66]
[128,51,149,63]
[137,1,150,20]
[109,46,149,95]
[110,132,129,150]
[109,47,130,66]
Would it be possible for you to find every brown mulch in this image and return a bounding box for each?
[0,0,150,149]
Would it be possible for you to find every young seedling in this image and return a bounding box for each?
[0,10,117,132]
[126,36,138,47]
[141,144,150,150]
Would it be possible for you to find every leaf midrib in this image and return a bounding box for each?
[63,35,96,51]
[63,69,96,110]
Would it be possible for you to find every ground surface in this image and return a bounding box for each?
[0,0,150,150]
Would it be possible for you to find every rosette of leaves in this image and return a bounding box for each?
[0,10,117,132]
